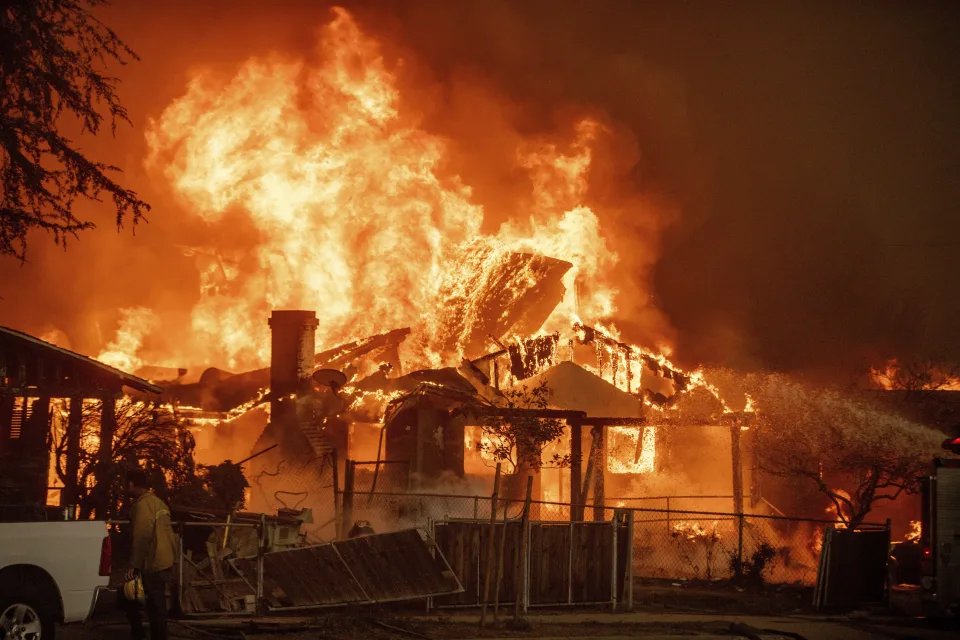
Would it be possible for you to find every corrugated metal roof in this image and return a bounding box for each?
[0,325,163,394]
[233,528,462,610]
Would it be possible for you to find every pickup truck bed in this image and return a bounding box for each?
[0,521,110,625]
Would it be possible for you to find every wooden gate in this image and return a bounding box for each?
[433,516,631,609]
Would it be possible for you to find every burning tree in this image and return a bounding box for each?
[0,0,149,261]
[753,376,945,528]
[871,356,960,398]
[474,380,569,476]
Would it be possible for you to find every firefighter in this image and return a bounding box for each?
[121,469,176,640]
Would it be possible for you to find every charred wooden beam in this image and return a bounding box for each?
[591,425,605,522]
[62,396,83,507]
[315,327,411,369]
[581,417,646,427]
[95,395,117,518]
[468,406,588,421]
[573,321,690,390]
[569,420,582,521]
[508,333,560,381]
[435,250,572,359]
[471,349,508,365]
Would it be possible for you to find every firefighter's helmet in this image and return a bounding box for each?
[123,574,145,604]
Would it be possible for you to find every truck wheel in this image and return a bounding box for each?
[0,592,55,640]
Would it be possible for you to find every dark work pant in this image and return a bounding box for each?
[122,569,169,640]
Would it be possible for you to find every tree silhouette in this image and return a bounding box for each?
[752,375,944,528]
[0,0,149,261]
[473,380,569,475]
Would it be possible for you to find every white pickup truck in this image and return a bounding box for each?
[0,520,111,639]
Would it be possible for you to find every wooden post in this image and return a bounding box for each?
[0,396,14,455]
[95,395,117,518]
[62,396,83,507]
[610,514,618,611]
[749,422,761,508]
[515,475,534,621]
[625,509,635,610]
[331,448,341,528]
[479,463,501,627]
[731,423,744,579]
[580,439,596,519]
[569,420,582,521]
[592,426,606,522]
[257,512,266,613]
[730,424,744,517]
[30,396,51,505]
[341,459,355,540]
[493,502,509,622]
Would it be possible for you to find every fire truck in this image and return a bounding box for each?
[920,436,960,615]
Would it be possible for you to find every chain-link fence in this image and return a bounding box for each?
[338,490,887,588]
[351,460,410,494]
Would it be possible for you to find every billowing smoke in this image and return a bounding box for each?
[1,1,957,377]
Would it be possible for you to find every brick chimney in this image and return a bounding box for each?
[268,310,319,436]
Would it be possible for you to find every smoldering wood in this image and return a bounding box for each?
[508,333,561,381]
[591,426,606,522]
[314,327,411,370]
[435,251,572,359]
[573,322,690,391]
[156,327,412,413]
[579,432,598,514]
[569,420,583,521]
[472,349,508,366]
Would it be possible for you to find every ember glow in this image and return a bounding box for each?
[905,519,921,542]
[136,7,630,373]
[607,426,656,474]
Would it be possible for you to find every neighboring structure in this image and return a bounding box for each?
[0,326,162,513]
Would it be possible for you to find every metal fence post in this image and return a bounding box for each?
[426,517,435,613]
[611,515,618,611]
[736,513,745,578]
[341,459,355,540]
[666,497,671,533]
[568,521,574,605]
[524,517,531,613]
[626,509,634,610]
[474,496,479,520]
[177,524,184,611]
[257,513,266,613]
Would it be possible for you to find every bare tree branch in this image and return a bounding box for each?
[752,374,944,527]
[0,0,150,261]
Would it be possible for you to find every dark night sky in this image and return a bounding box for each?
[1,0,957,375]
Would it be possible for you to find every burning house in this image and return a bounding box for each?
[143,268,758,531]
[0,326,163,514]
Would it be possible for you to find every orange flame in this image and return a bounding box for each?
[137,7,628,373]
[905,520,921,542]
[870,359,960,391]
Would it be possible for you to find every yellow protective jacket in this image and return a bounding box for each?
[130,491,176,573]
